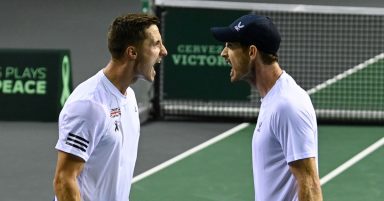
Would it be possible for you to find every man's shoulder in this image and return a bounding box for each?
[269,87,314,120]
[61,99,108,121]
[277,77,312,108]
[66,71,107,104]
[61,72,109,119]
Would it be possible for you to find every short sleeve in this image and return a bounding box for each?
[272,102,317,163]
[55,100,108,161]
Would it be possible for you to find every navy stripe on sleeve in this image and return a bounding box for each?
[65,133,89,152]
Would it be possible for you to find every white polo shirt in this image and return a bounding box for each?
[252,71,318,201]
[55,70,140,201]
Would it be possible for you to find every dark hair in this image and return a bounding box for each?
[241,44,278,65]
[108,13,159,59]
[259,51,278,65]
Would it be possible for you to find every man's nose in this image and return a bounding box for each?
[161,44,168,56]
[220,47,228,57]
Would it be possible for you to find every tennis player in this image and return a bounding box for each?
[211,14,323,201]
[53,13,167,201]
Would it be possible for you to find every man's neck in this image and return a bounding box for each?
[103,59,134,95]
[254,63,283,97]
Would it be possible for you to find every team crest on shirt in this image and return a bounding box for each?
[110,107,121,118]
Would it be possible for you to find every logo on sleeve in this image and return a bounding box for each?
[257,122,262,132]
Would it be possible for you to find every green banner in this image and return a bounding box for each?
[162,8,250,101]
[0,49,72,121]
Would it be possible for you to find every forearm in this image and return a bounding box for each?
[297,178,323,201]
[289,158,323,201]
[54,177,81,201]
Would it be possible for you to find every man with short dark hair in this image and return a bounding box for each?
[53,13,167,201]
[211,14,323,201]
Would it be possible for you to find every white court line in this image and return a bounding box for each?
[308,54,384,184]
[133,126,384,185]
[132,122,250,183]
[320,137,384,186]
[307,53,384,95]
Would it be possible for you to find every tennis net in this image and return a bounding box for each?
[154,0,384,122]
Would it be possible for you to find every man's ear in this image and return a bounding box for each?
[249,45,257,59]
[126,46,137,59]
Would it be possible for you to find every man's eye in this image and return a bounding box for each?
[154,41,161,47]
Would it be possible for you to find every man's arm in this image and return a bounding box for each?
[53,151,85,201]
[289,157,323,201]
